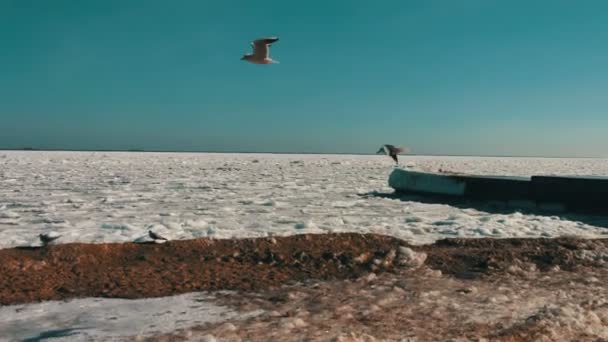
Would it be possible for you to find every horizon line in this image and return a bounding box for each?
[0,147,605,159]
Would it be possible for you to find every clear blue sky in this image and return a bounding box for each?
[1,0,607,156]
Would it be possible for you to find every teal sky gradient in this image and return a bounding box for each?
[1,0,607,156]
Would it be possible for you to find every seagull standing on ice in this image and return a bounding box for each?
[377,144,408,165]
[241,37,280,64]
[39,232,61,246]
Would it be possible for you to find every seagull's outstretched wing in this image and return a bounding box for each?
[377,144,409,156]
[388,145,408,154]
[393,146,407,154]
[251,37,279,59]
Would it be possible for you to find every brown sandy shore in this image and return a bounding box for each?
[2,233,608,341]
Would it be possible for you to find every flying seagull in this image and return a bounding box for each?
[377,144,408,165]
[148,230,168,241]
[39,232,61,246]
[241,37,280,64]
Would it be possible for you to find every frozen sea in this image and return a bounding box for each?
[1,151,607,248]
[1,151,607,340]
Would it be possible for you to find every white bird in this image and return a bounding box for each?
[148,230,168,241]
[377,144,408,165]
[39,232,61,246]
[241,37,280,64]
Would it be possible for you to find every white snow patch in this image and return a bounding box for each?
[0,293,262,341]
[397,246,427,268]
[184,219,209,229]
[0,211,20,219]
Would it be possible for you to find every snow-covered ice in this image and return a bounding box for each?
[0,292,261,341]
[1,151,607,339]
[0,151,607,248]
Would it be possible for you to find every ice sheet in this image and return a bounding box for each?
[1,151,607,248]
[0,292,260,341]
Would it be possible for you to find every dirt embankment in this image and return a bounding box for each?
[140,235,608,342]
[3,234,608,341]
[1,233,607,307]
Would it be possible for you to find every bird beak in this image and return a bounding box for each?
[240,56,246,60]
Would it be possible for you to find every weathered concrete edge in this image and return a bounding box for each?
[388,169,608,214]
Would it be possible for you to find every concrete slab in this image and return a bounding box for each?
[389,169,465,196]
[532,175,608,198]
[389,169,530,201]
[388,169,608,215]
[532,176,608,214]
[454,175,531,201]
